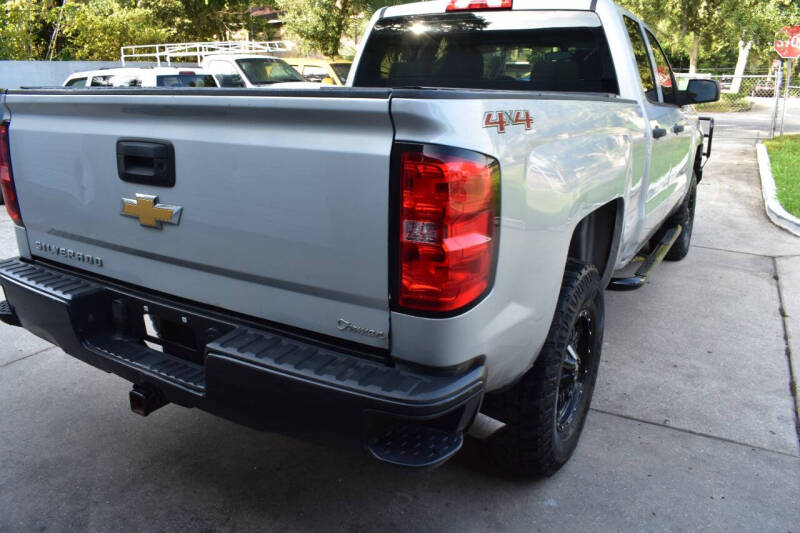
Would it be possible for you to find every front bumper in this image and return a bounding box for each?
[0,257,485,468]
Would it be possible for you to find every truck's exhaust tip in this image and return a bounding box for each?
[129,384,168,416]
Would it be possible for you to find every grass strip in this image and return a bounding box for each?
[764,135,800,218]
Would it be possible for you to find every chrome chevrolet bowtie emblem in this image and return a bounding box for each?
[121,194,183,229]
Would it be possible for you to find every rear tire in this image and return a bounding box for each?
[482,260,604,477]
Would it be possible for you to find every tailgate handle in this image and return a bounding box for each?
[117,139,175,187]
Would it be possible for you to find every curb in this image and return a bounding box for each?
[756,143,800,238]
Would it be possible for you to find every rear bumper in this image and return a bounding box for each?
[0,257,485,468]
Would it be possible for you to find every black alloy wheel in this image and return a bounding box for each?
[556,309,595,438]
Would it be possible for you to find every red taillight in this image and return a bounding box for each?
[397,145,499,313]
[0,123,23,226]
[447,0,512,11]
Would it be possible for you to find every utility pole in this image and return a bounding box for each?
[780,59,792,137]
[46,0,68,61]
[771,62,783,138]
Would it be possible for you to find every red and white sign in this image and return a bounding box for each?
[774,26,800,59]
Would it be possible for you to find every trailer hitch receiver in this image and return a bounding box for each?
[129,384,168,416]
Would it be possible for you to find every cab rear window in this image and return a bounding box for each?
[65,77,87,87]
[354,11,618,94]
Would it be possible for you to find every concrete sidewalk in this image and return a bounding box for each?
[0,121,798,531]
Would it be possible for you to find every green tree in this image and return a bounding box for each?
[58,0,175,60]
[275,0,365,57]
[618,0,799,73]
[0,0,284,61]
[275,0,409,57]
[0,0,58,60]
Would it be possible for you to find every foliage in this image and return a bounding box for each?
[0,0,56,60]
[275,0,365,58]
[276,0,406,58]
[60,0,176,60]
[618,0,800,71]
[764,135,800,218]
[0,0,284,61]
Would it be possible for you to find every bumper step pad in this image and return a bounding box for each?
[207,327,478,405]
[367,424,463,468]
[86,333,206,392]
[0,300,20,326]
[0,258,98,301]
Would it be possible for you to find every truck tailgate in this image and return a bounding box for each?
[4,90,393,348]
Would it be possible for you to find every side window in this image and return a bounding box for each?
[65,77,87,87]
[90,76,113,87]
[109,75,141,87]
[646,29,676,104]
[624,16,658,102]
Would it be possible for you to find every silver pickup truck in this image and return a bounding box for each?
[0,0,718,476]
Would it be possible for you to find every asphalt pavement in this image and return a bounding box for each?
[0,105,798,532]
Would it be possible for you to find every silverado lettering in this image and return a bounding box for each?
[34,241,103,267]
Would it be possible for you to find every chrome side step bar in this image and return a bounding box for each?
[608,225,683,291]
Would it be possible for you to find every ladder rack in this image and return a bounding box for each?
[120,41,294,66]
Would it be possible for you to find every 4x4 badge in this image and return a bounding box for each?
[483,110,534,134]
[121,193,183,229]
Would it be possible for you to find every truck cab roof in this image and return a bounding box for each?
[63,67,219,88]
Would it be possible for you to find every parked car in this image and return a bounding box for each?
[63,67,220,88]
[0,0,718,476]
[284,58,352,85]
[199,55,318,88]
[751,79,776,97]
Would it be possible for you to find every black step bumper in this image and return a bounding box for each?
[0,258,485,468]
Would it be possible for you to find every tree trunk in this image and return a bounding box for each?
[326,0,352,58]
[689,33,699,74]
[729,39,752,94]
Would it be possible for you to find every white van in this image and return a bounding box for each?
[200,55,318,88]
[63,67,220,88]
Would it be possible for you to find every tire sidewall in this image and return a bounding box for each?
[550,275,604,462]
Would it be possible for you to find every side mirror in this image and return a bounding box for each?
[681,79,720,105]
[321,77,335,86]
[218,74,245,88]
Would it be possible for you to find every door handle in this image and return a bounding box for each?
[673,124,685,134]
[116,139,175,187]
[652,127,668,139]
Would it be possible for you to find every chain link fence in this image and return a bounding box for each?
[674,74,782,113]
[674,72,798,140]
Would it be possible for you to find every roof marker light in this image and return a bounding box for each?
[446,0,513,11]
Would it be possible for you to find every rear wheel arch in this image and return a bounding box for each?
[567,199,624,287]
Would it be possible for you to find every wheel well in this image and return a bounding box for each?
[568,199,623,286]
